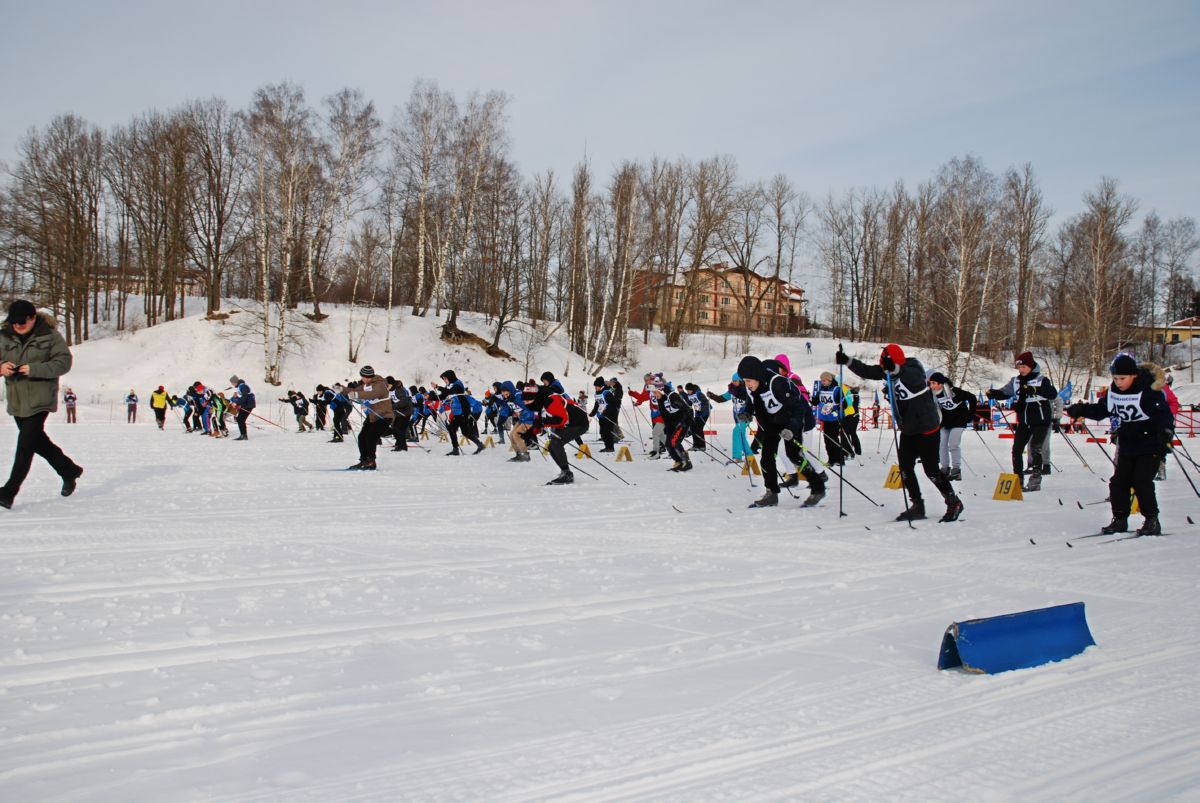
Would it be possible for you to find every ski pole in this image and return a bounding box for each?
[884,371,915,529]
[796,442,885,508]
[580,444,634,485]
[973,419,1005,470]
[543,434,599,481]
[837,343,847,517]
[1055,426,1095,473]
[1171,449,1200,498]
[623,406,645,454]
[1077,420,1117,467]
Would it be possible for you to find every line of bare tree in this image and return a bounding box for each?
[822,155,1198,384]
[1,82,1196,386]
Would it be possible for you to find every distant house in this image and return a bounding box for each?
[629,263,806,335]
[1131,317,1200,345]
[92,265,206,298]
[1029,320,1074,351]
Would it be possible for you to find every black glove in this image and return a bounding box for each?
[834,349,849,366]
[1162,429,1176,450]
[706,390,723,403]
[1065,403,1083,419]
[1019,384,1036,397]
[985,389,998,400]
[880,353,895,372]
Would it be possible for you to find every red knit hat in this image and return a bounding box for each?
[1014,351,1035,370]
[881,344,905,366]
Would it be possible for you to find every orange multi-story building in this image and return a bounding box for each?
[629,263,806,335]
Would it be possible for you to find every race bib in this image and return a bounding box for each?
[1107,390,1148,423]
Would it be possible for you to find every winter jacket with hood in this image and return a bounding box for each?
[774,353,811,402]
[0,311,72,417]
[1069,363,1175,457]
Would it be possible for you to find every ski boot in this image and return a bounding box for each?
[677,458,693,472]
[1101,516,1128,534]
[749,491,778,508]
[948,466,962,482]
[1137,516,1161,536]
[940,494,964,523]
[446,448,461,456]
[508,452,531,463]
[1023,472,1042,492]
[801,489,825,508]
[473,443,486,455]
[546,470,574,485]
[896,500,926,521]
[780,473,800,489]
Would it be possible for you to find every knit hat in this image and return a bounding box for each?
[540,371,556,384]
[928,371,949,385]
[440,369,458,383]
[684,382,698,393]
[4,299,36,324]
[1109,353,1138,375]
[881,344,905,366]
[359,365,375,377]
[593,376,605,388]
[736,355,769,383]
[731,372,741,382]
[1014,351,1035,370]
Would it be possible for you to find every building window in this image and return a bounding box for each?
[1171,333,1181,343]
[700,311,709,321]
[758,316,765,327]
[700,294,709,304]
[765,301,773,311]
[720,312,729,325]
[721,296,730,306]
[674,290,683,301]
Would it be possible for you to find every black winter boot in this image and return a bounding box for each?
[1101,516,1128,534]
[1137,516,1162,536]
[940,494,964,523]
[896,500,926,521]
[749,491,778,508]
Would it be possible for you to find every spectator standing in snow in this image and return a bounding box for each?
[63,387,78,423]
[125,389,138,422]
[0,300,83,509]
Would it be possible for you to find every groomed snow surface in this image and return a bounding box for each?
[2,406,1198,801]
[3,305,1199,800]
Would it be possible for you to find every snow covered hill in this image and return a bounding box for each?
[1,302,1198,800]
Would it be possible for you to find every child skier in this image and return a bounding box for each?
[706,373,753,463]
[985,351,1058,491]
[836,344,963,522]
[927,372,975,481]
[1066,354,1175,535]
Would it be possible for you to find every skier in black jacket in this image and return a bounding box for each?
[654,382,694,472]
[928,371,975,482]
[737,355,826,508]
[986,351,1058,492]
[837,344,962,522]
[1066,355,1175,536]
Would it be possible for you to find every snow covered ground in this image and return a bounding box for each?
[1,404,1198,800]
[1,306,1198,800]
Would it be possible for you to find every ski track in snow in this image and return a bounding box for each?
[0,419,1198,801]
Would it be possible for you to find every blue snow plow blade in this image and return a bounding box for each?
[938,602,1096,674]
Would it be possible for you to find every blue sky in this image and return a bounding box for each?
[2,0,1196,283]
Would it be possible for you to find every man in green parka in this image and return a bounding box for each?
[0,300,83,508]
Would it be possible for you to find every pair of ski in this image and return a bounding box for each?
[1030,531,1167,547]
